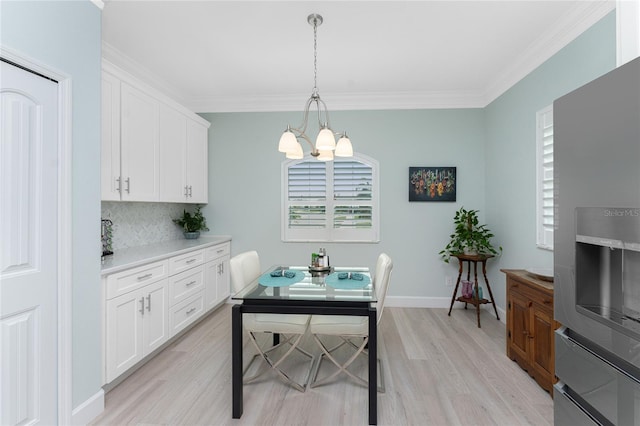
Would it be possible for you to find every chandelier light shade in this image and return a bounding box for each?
[335,133,353,157]
[278,13,354,161]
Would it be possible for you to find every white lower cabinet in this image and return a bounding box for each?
[103,240,231,385]
[205,243,231,310]
[105,278,169,383]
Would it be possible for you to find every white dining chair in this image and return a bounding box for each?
[230,250,315,392]
[308,253,393,392]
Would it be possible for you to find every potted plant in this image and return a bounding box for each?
[439,207,502,263]
[173,205,209,239]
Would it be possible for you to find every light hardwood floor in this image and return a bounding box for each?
[91,305,553,425]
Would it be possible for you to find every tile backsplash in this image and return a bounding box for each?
[102,202,191,250]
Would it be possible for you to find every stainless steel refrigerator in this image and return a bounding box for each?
[554,56,640,425]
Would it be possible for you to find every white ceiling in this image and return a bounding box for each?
[101,0,615,112]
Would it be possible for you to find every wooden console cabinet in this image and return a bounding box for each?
[502,269,558,395]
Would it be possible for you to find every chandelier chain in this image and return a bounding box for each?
[313,19,318,94]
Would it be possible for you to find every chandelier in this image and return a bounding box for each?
[278,13,353,161]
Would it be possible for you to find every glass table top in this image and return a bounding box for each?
[232,265,376,303]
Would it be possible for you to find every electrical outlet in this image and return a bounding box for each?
[445,276,454,287]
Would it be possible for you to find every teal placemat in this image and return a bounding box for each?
[325,272,371,289]
[258,270,304,287]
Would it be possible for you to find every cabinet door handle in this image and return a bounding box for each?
[139,297,145,315]
[125,177,131,194]
[186,280,196,287]
[146,294,151,312]
[217,249,224,254]
[221,263,224,274]
[543,299,552,305]
[188,185,193,197]
[186,258,197,264]
[116,177,122,193]
[184,185,189,197]
[186,307,196,315]
[137,273,153,281]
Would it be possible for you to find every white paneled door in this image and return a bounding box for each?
[1,60,59,425]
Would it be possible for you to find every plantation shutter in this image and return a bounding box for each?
[333,160,373,229]
[287,161,326,229]
[536,106,554,250]
[282,153,379,242]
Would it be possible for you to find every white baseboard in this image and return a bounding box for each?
[385,296,507,324]
[71,388,104,426]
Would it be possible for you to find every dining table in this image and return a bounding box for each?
[231,265,379,425]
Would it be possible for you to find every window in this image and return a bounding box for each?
[536,105,554,250]
[282,153,379,242]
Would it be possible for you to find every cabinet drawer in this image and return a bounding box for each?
[169,265,204,306]
[508,279,553,308]
[204,242,230,262]
[170,292,204,336]
[169,249,204,275]
[106,260,168,300]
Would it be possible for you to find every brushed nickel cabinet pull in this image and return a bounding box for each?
[137,273,153,281]
[186,307,196,315]
[139,297,145,315]
[146,294,151,312]
[125,177,130,193]
[186,258,197,264]
[186,280,196,287]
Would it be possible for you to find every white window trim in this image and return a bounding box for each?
[536,105,554,251]
[281,153,380,243]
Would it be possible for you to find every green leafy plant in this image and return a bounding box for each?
[173,205,209,233]
[439,207,502,263]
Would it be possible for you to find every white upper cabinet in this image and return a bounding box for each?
[186,119,208,203]
[101,61,210,203]
[101,72,121,201]
[159,104,187,202]
[159,105,209,203]
[120,82,160,201]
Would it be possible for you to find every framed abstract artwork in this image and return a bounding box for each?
[409,167,456,202]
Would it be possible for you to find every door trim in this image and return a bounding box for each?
[1,45,73,425]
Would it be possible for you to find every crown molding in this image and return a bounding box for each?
[481,0,616,106]
[186,90,486,113]
[102,41,187,105]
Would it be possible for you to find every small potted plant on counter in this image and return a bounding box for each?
[439,206,502,263]
[173,205,209,239]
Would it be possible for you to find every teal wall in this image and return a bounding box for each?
[484,11,616,309]
[1,1,103,409]
[201,109,486,300]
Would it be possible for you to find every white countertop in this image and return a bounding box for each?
[101,235,232,275]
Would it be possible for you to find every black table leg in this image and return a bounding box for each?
[368,306,377,425]
[232,304,243,419]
